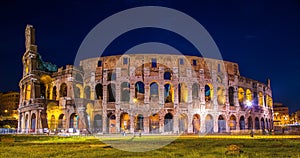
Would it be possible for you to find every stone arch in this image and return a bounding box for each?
[229,115,237,130]
[258,92,263,107]
[84,86,91,99]
[205,84,213,102]
[120,112,130,131]
[52,86,57,100]
[121,82,130,102]
[74,84,83,98]
[246,89,252,102]
[192,83,199,99]
[164,113,173,132]
[40,75,52,99]
[25,114,29,131]
[265,118,269,129]
[179,113,188,133]
[261,118,265,130]
[255,117,260,130]
[239,116,245,130]
[238,87,244,106]
[248,116,253,130]
[192,114,200,133]
[107,83,116,102]
[59,83,67,97]
[135,114,144,131]
[164,71,172,80]
[228,86,234,106]
[150,82,159,102]
[135,81,145,102]
[217,87,226,105]
[95,83,103,100]
[25,84,31,100]
[107,112,116,133]
[218,115,226,133]
[149,113,159,133]
[31,113,36,132]
[58,114,65,129]
[86,103,93,129]
[164,83,174,103]
[94,114,103,133]
[70,113,78,129]
[179,82,188,103]
[205,114,213,133]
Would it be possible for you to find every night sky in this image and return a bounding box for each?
[0,0,299,112]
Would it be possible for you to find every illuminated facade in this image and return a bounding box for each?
[18,25,274,134]
[273,102,289,126]
[0,91,19,127]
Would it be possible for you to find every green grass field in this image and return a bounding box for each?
[0,134,300,158]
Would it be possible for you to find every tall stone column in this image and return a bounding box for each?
[144,116,149,133]
[213,114,218,133]
[116,111,120,133]
[173,113,179,134]
[130,114,135,133]
[159,114,164,133]
[187,113,193,133]
[200,114,206,133]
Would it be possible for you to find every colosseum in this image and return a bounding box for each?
[18,25,274,134]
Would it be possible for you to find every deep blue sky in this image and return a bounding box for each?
[0,0,299,112]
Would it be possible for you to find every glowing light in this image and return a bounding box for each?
[133,98,138,103]
[246,100,252,107]
[4,110,8,113]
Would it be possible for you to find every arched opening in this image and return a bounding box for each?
[121,82,130,102]
[164,113,173,132]
[179,113,188,133]
[192,83,199,99]
[70,113,78,129]
[26,84,31,100]
[149,114,159,133]
[31,113,36,132]
[164,71,172,80]
[135,114,144,131]
[120,113,130,131]
[255,117,260,130]
[84,86,91,99]
[107,71,116,81]
[49,115,56,130]
[52,86,57,100]
[261,118,265,130]
[218,115,226,133]
[205,84,213,102]
[258,92,263,107]
[150,82,159,102]
[94,114,102,133]
[192,114,200,133]
[164,83,174,103]
[60,83,67,97]
[107,113,116,133]
[205,114,213,133]
[217,87,225,105]
[228,87,234,106]
[95,84,103,100]
[40,84,46,99]
[178,83,188,103]
[107,83,116,102]
[135,81,145,102]
[239,116,245,130]
[74,85,81,98]
[40,75,52,99]
[229,115,237,130]
[246,89,253,102]
[58,114,65,129]
[238,88,244,106]
[266,118,269,130]
[248,116,253,130]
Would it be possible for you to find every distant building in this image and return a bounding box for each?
[273,102,289,126]
[290,110,300,125]
[0,91,20,128]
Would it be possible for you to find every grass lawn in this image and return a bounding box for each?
[0,134,300,158]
